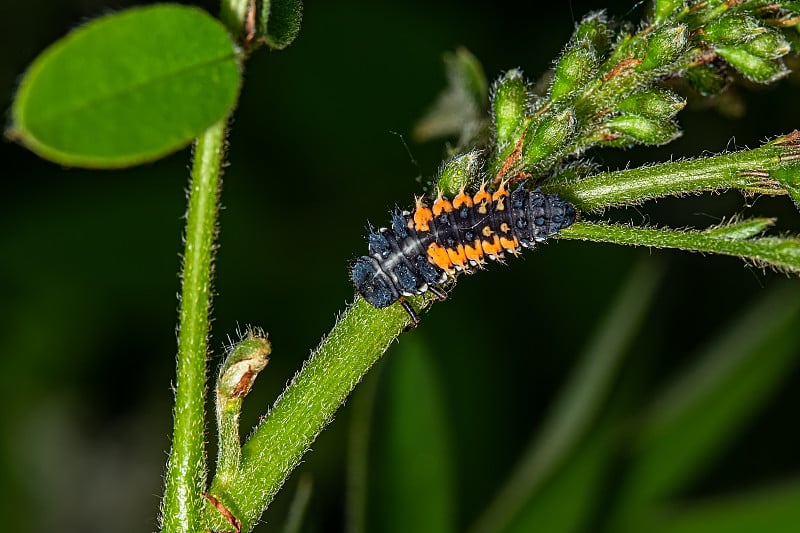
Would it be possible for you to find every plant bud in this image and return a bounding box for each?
[606,32,646,67]
[438,150,483,196]
[685,64,728,96]
[606,114,680,145]
[652,0,684,25]
[640,24,688,70]
[742,30,791,60]
[217,332,270,405]
[574,13,611,57]
[492,69,528,147]
[616,88,686,120]
[550,45,598,102]
[702,15,766,46]
[523,109,576,165]
[716,45,789,83]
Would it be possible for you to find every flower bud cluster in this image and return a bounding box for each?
[695,7,794,83]
[606,88,685,145]
[459,1,798,185]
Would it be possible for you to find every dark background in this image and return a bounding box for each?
[2,1,800,531]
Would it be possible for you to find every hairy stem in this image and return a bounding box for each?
[560,221,800,273]
[549,134,800,212]
[162,119,226,533]
[204,298,417,531]
[161,0,249,529]
[199,135,800,531]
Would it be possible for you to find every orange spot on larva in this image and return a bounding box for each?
[426,242,454,272]
[413,196,433,231]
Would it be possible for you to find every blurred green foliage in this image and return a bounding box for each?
[2,1,800,532]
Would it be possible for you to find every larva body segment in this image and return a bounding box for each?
[350,182,576,321]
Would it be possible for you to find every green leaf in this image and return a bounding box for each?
[702,218,775,240]
[282,475,313,533]
[9,5,241,168]
[505,425,617,533]
[651,481,800,533]
[613,286,800,527]
[413,48,488,147]
[471,259,663,533]
[370,336,456,533]
[260,0,303,50]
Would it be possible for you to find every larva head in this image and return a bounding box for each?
[350,256,399,308]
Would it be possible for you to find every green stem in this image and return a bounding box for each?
[283,475,314,533]
[161,1,248,530]
[199,136,800,532]
[549,136,800,212]
[162,119,226,533]
[204,298,416,531]
[216,397,243,486]
[560,221,800,273]
[346,361,384,533]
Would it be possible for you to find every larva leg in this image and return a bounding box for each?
[428,286,448,301]
[398,297,420,326]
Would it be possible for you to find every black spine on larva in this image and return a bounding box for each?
[455,199,479,253]
[429,201,460,255]
[351,185,576,310]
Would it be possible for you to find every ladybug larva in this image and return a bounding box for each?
[350,180,576,323]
